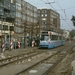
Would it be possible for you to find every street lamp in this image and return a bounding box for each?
[0,16,3,52]
[9,20,14,50]
[23,22,27,48]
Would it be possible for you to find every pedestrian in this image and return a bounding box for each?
[32,39,35,47]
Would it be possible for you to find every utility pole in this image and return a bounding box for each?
[3,17,6,47]
[0,16,3,52]
[31,23,34,40]
[36,22,40,38]
[24,22,27,48]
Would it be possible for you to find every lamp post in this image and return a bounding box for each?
[36,22,40,37]
[23,22,27,48]
[3,16,6,51]
[0,16,3,52]
[9,19,15,50]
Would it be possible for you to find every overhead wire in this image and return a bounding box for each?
[55,0,73,29]
[55,0,67,18]
[56,6,75,11]
[49,0,73,29]
[40,0,46,3]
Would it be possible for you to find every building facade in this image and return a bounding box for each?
[38,8,60,32]
[13,0,38,42]
[0,0,16,42]
[63,29,70,40]
[0,0,61,44]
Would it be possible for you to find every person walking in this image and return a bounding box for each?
[32,39,35,47]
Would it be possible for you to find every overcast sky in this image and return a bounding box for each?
[25,0,75,31]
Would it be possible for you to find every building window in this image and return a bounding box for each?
[16,3,21,10]
[16,0,21,4]
[41,14,47,17]
[11,0,14,3]
[50,18,53,21]
[42,10,47,13]
[22,15,26,20]
[10,26,14,31]
[0,7,4,15]
[42,18,47,20]
[42,22,46,25]
[14,27,24,33]
[34,7,37,12]
[38,10,40,13]
[0,24,2,30]
[3,25,8,30]
[16,12,22,18]
[15,20,22,26]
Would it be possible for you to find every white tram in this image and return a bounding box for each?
[39,31,65,49]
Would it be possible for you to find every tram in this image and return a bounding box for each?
[39,31,65,49]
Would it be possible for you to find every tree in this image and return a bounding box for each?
[71,15,75,26]
[70,29,75,38]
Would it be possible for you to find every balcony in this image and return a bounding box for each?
[3,1,10,10]
[4,0,11,2]
[0,1,4,8]
[0,7,4,16]
[4,12,10,18]
[4,11,16,19]
[10,3,16,11]
[10,11,16,19]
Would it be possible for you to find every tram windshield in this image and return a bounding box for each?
[40,35,50,41]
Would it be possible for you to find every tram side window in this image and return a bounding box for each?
[51,35,58,40]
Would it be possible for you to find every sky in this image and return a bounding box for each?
[25,0,75,31]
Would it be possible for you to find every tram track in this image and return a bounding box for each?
[14,42,75,75]
[0,42,69,68]
[0,42,74,75]
[0,49,47,68]
[43,45,75,75]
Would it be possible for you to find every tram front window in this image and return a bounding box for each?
[40,35,44,41]
[40,35,49,41]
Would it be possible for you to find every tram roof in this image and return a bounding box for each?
[41,31,63,36]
